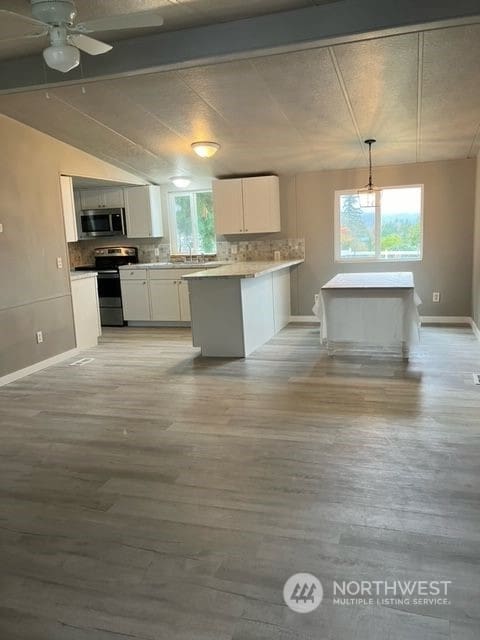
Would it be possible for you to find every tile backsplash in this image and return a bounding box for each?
[68,237,305,267]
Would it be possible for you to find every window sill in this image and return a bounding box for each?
[335,257,423,264]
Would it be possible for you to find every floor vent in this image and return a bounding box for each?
[70,357,94,367]
[473,373,480,385]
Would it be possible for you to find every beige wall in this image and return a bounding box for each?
[0,114,144,378]
[473,151,480,326]
[279,158,476,316]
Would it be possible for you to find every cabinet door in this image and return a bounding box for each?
[60,175,78,243]
[213,179,244,234]
[150,279,181,321]
[121,280,150,321]
[178,280,191,321]
[242,176,280,233]
[124,185,163,238]
[103,188,125,208]
[80,189,103,209]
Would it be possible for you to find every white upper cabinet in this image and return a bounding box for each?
[213,175,280,235]
[79,187,124,210]
[60,175,78,243]
[213,178,244,235]
[124,185,163,238]
[242,176,280,233]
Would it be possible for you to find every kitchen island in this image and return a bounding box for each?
[183,260,303,357]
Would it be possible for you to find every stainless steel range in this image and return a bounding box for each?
[76,246,138,326]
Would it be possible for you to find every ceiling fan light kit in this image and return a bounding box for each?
[191,142,221,158]
[357,138,380,208]
[43,42,79,72]
[1,0,165,73]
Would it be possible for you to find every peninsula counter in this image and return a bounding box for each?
[183,260,303,357]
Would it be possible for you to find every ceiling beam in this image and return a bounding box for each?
[0,0,479,94]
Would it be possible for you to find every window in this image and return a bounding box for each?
[335,185,423,262]
[168,190,216,255]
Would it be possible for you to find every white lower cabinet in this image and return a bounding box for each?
[178,280,191,322]
[150,279,181,321]
[71,275,101,349]
[121,280,150,321]
[120,268,194,323]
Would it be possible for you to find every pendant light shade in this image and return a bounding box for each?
[357,139,379,208]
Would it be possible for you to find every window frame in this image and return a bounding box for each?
[334,184,424,263]
[168,188,216,255]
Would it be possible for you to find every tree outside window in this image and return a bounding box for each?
[336,186,423,262]
[169,190,216,255]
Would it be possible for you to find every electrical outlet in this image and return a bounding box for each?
[36,331,43,344]
[274,250,281,261]
[0,223,3,233]
[231,245,238,255]
[56,256,63,269]
[154,247,160,257]
[432,292,440,303]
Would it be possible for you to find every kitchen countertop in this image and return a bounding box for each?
[322,272,414,289]
[182,260,304,280]
[70,270,98,281]
[118,261,229,270]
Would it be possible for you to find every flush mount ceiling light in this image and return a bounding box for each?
[170,176,192,188]
[191,141,220,158]
[357,138,380,208]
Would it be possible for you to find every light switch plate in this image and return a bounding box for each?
[56,257,63,269]
[0,223,3,233]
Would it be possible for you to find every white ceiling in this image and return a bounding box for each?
[0,0,334,61]
[0,21,478,182]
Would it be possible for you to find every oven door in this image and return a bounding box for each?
[97,272,121,307]
[97,272,124,326]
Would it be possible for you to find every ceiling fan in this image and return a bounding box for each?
[0,0,165,73]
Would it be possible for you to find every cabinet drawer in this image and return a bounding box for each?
[149,268,198,280]
[120,269,147,280]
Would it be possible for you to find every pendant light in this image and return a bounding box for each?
[357,139,379,208]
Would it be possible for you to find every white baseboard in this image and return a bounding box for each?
[291,315,472,325]
[470,318,480,341]
[0,348,79,388]
[289,315,320,323]
[420,316,471,324]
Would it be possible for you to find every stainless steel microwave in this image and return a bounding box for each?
[80,209,126,238]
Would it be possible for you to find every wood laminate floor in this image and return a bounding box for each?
[1,325,480,640]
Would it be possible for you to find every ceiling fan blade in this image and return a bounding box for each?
[74,9,164,33]
[69,34,112,55]
[0,9,48,40]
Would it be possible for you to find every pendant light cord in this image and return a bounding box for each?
[365,138,376,190]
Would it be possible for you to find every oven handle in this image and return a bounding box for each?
[97,272,120,279]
